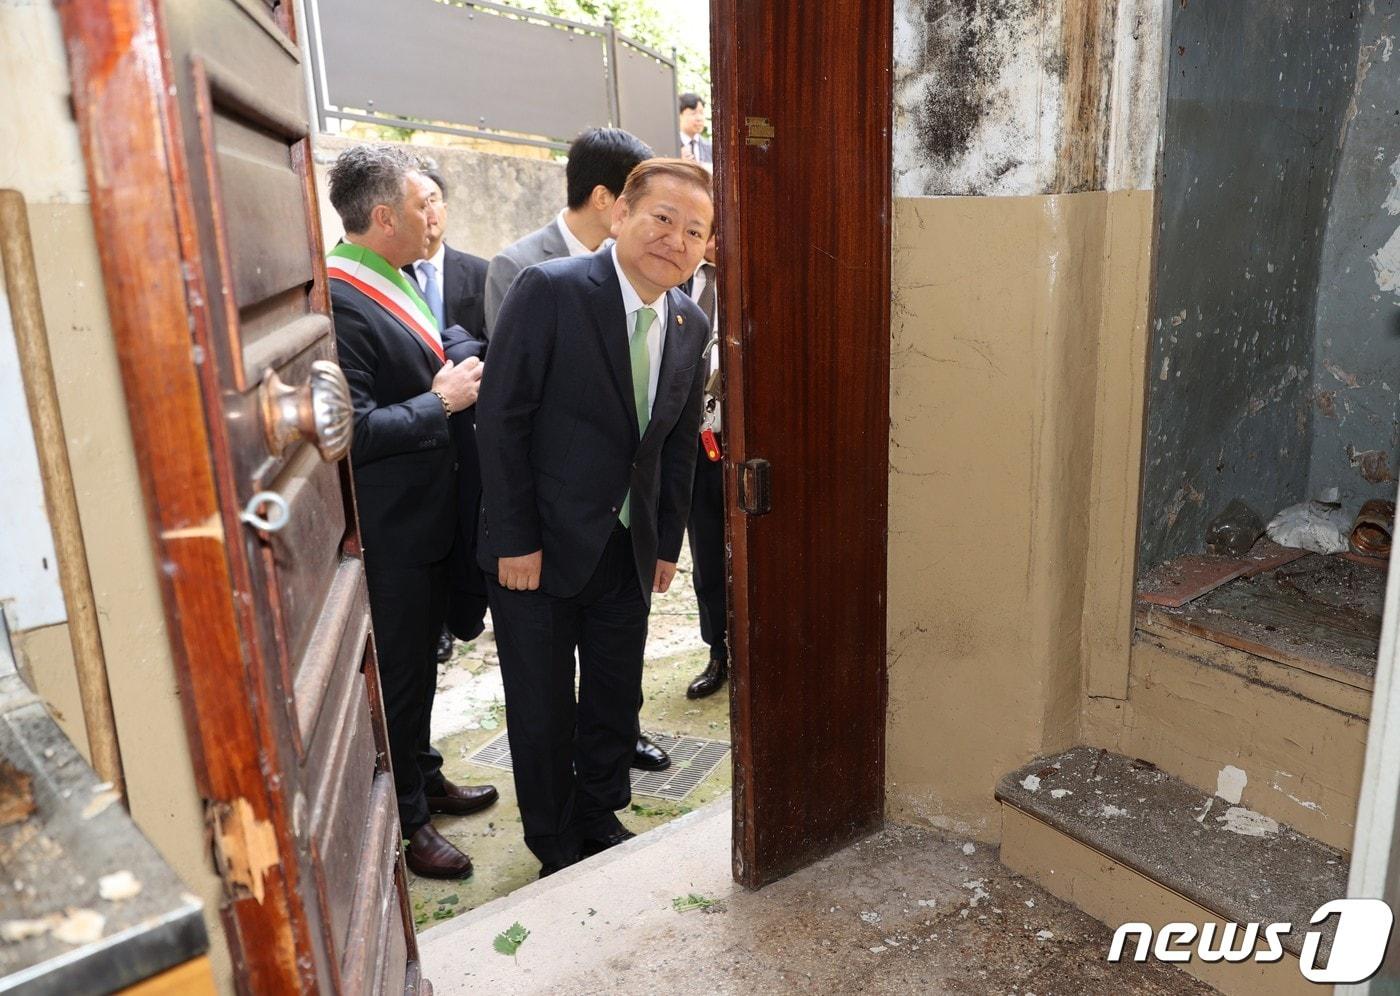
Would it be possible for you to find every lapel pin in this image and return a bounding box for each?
[677,315,685,326]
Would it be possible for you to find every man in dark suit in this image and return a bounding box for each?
[678,92,713,167]
[476,159,713,876]
[484,128,671,775]
[407,166,491,664]
[682,239,727,698]
[327,144,497,880]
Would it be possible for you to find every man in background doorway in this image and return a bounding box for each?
[683,237,726,698]
[327,145,498,880]
[678,92,712,168]
[476,159,713,877]
[406,164,491,666]
[484,128,653,337]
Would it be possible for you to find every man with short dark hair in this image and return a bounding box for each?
[326,144,497,880]
[678,92,712,166]
[476,159,713,877]
[483,127,652,336]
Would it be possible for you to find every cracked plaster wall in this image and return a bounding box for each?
[1139,1,1367,566]
[888,0,1164,837]
[1307,1,1400,509]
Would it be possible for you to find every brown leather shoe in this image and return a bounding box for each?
[426,778,498,816]
[404,824,473,879]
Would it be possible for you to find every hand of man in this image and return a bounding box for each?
[431,356,484,411]
[653,560,678,594]
[498,550,542,591]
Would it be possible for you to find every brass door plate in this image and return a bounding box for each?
[746,116,775,145]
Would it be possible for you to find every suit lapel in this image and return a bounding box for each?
[585,249,639,442]
[638,289,694,450]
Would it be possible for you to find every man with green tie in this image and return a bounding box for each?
[475,159,713,877]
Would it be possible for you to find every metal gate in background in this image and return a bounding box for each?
[306,0,681,155]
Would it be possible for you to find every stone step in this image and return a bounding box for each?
[1086,619,1369,851]
[996,746,1349,996]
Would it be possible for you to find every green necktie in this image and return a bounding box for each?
[620,306,655,528]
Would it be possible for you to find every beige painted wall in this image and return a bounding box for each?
[1,1,230,988]
[886,190,1155,840]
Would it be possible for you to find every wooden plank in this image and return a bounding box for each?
[1138,542,1308,607]
[714,0,891,887]
[340,773,398,994]
[117,957,219,995]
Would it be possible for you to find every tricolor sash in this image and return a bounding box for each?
[326,242,445,363]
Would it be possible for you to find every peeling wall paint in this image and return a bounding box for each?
[1307,0,1400,508]
[1138,0,1363,568]
[893,0,1162,196]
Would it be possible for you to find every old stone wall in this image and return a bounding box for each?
[313,135,564,261]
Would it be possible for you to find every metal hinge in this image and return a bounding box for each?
[738,458,771,515]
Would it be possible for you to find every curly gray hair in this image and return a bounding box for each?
[327,144,424,234]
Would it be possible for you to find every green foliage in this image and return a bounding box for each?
[671,893,715,912]
[493,921,531,959]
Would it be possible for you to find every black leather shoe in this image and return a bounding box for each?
[686,655,728,699]
[539,859,574,879]
[404,824,473,879]
[426,779,499,816]
[580,827,636,858]
[632,735,671,771]
[435,626,455,663]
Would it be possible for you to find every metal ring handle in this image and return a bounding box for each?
[240,491,291,533]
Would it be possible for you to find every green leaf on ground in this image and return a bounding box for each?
[437,894,458,906]
[493,921,530,958]
[479,714,499,730]
[672,893,715,912]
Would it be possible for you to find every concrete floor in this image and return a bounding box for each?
[419,800,1216,995]
[409,549,731,928]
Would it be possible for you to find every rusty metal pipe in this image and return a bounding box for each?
[0,190,126,803]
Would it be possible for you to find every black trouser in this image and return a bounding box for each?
[365,557,449,836]
[488,526,649,867]
[687,436,727,659]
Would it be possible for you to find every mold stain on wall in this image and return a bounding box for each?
[893,0,1162,197]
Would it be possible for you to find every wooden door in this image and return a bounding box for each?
[713,1,894,888]
[58,0,420,991]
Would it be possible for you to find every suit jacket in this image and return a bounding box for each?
[484,219,569,337]
[332,277,484,568]
[683,135,713,165]
[406,244,490,341]
[475,247,708,604]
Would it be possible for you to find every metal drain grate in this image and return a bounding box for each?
[466,731,730,802]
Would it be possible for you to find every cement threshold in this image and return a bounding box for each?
[419,796,1213,995]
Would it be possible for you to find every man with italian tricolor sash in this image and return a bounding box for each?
[326,144,497,880]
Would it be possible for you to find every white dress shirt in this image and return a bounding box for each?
[556,210,594,258]
[611,245,667,416]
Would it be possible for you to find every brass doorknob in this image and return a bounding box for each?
[259,360,352,462]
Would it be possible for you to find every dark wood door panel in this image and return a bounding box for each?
[63,0,417,988]
[715,0,892,887]
[341,774,399,994]
[294,557,370,748]
[266,449,347,664]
